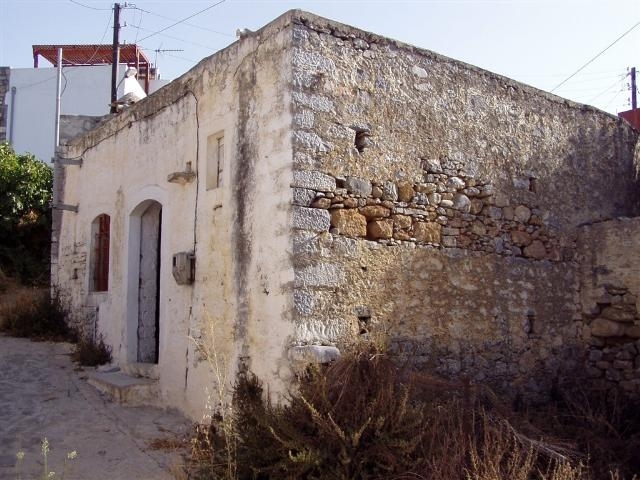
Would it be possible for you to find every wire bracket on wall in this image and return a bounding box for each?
[52,203,79,213]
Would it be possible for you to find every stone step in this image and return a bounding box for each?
[87,371,161,407]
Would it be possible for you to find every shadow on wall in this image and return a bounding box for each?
[344,245,582,401]
[577,217,640,396]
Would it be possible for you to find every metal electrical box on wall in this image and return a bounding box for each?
[172,251,195,285]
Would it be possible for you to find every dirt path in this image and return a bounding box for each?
[0,335,193,480]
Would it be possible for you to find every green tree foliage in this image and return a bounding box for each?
[0,143,52,284]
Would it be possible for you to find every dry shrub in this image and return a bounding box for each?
[0,270,28,327]
[0,286,73,341]
[0,271,23,328]
[187,417,237,480]
[149,436,189,451]
[189,344,607,480]
[530,386,640,479]
[0,266,9,292]
[227,349,430,480]
[71,334,112,366]
[185,316,238,480]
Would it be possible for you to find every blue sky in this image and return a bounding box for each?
[1,0,638,115]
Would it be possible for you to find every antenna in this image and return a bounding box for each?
[154,48,184,70]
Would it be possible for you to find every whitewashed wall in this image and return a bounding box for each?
[7,65,167,161]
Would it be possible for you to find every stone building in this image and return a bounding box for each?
[53,10,640,420]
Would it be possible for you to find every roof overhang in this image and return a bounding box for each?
[32,44,151,68]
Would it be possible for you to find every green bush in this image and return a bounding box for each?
[0,143,52,285]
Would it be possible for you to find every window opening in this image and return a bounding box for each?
[92,214,110,291]
[354,129,370,153]
[206,132,225,190]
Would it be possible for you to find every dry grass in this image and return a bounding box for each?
[0,274,74,342]
[148,436,189,451]
[185,344,639,480]
[0,277,46,331]
[532,386,640,479]
[185,315,238,480]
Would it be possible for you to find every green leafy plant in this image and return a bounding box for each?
[0,143,52,285]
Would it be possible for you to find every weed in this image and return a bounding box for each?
[14,438,77,480]
[15,450,24,480]
[184,317,237,480]
[71,334,112,366]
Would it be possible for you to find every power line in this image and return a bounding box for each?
[545,73,627,87]
[128,24,218,51]
[137,0,227,43]
[132,6,234,38]
[555,73,628,94]
[128,4,144,44]
[585,72,629,103]
[551,20,640,93]
[517,69,625,79]
[162,51,199,63]
[46,14,111,69]
[560,85,622,95]
[14,74,58,90]
[604,86,626,111]
[68,0,111,11]
[82,13,113,65]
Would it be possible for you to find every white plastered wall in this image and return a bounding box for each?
[55,14,296,420]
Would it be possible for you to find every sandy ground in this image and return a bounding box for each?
[0,335,193,480]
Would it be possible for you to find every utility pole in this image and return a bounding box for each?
[110,3,121,113]
[631,67,637,110]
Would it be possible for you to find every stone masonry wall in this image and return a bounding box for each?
[291,165,581,396]
[59,115,108,146]
[293,158,563,260]
[288,12,640,397]
[578,218,640,396]
[0,67,9,142]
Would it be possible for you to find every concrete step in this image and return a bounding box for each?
[87,371,161,407]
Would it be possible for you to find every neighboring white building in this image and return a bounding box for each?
[5,44,168,161]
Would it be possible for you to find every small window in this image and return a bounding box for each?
[206,132,224,190]
[91,214,110,292]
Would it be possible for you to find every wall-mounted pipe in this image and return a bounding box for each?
[55,48,62,148]
[8,86,16,144]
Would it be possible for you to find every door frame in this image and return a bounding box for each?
[126,198,164,366]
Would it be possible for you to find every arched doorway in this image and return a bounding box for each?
[127,200,162,365]
[138,202,162,363]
